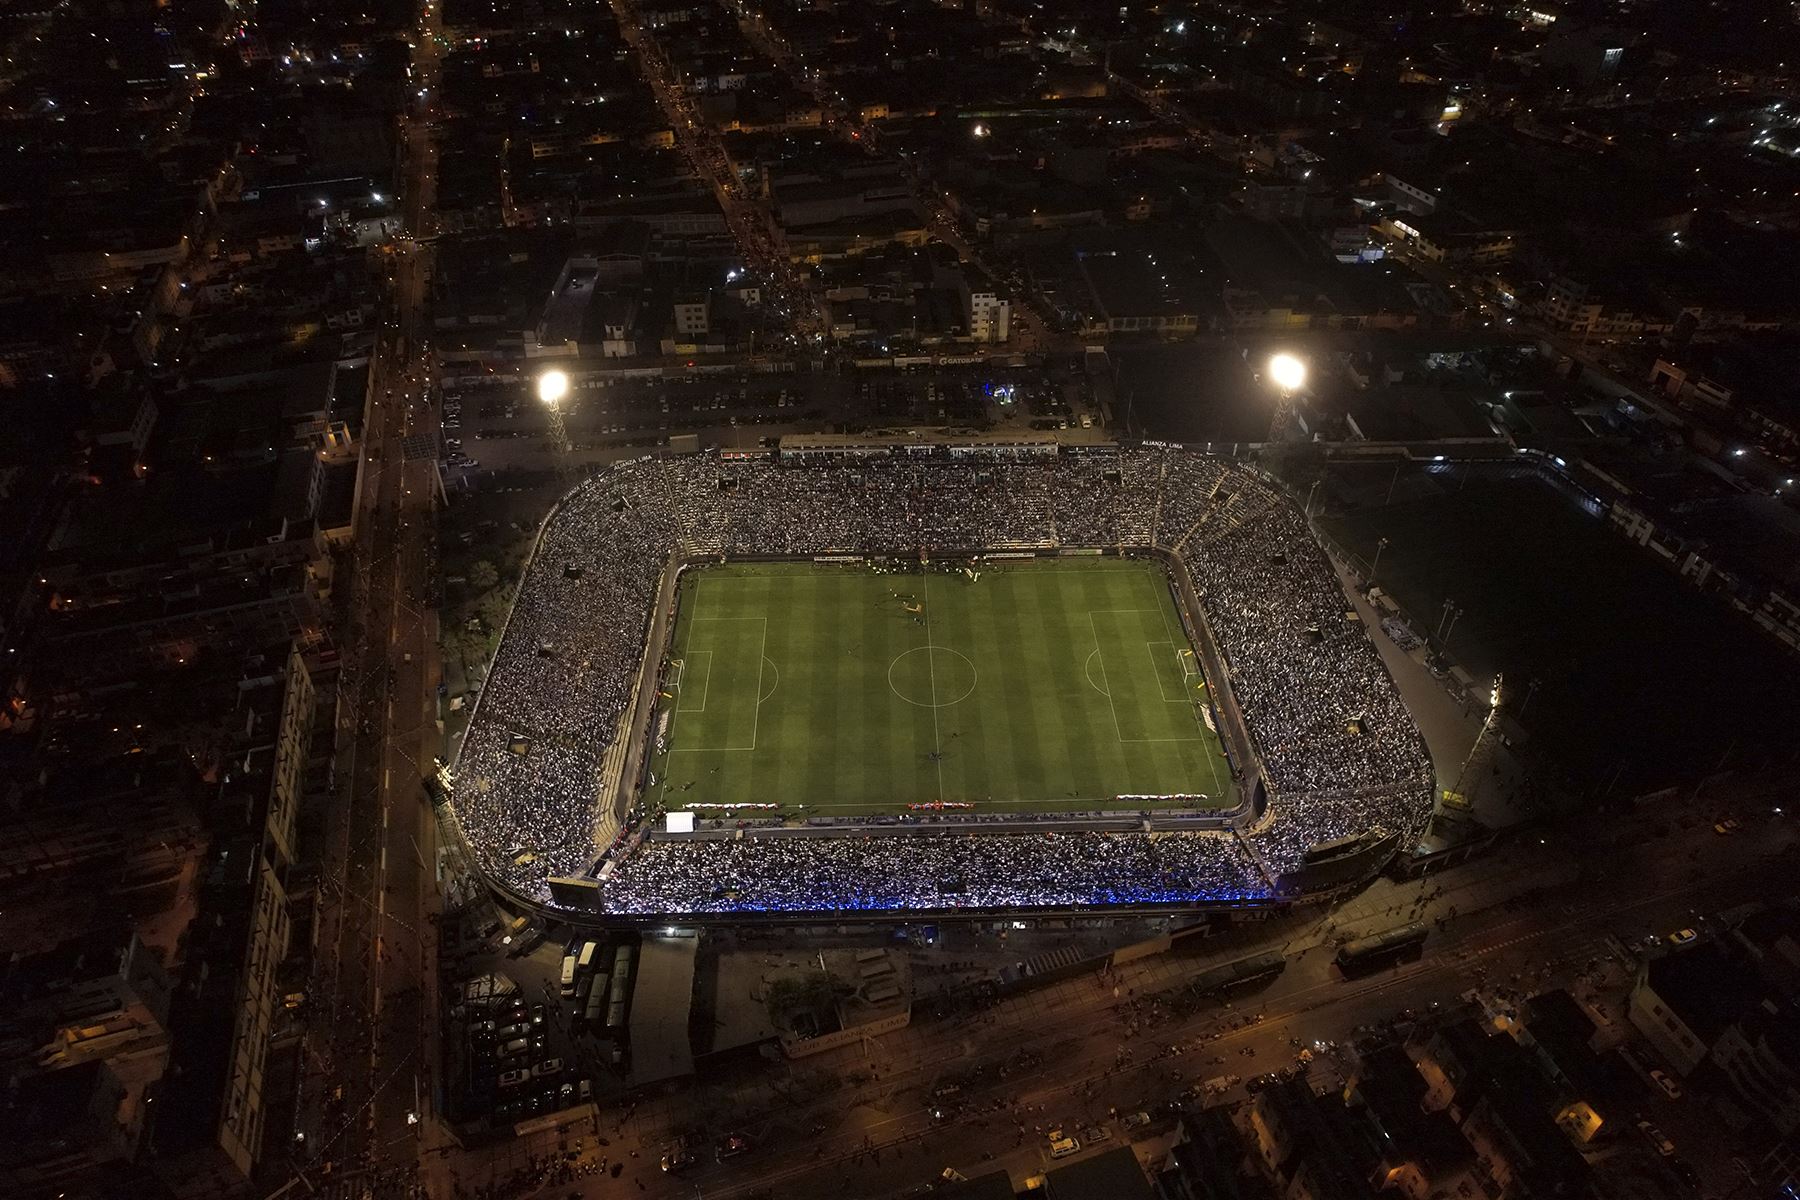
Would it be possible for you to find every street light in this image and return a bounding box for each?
[537,368,570,407]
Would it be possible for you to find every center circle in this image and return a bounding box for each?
[887,646,978,708]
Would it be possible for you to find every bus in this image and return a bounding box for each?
[1188,951,1285,999]
[583,975,608,1029]
[559,954,578,998]
[1335,923,1428,976]
[576,941,598,973]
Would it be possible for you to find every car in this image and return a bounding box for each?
[1650,1069,1683,1100]
[501,1038,529,1057]
[1080,1125,1111,1145]
[1714,818,1741,834]
[498,1069,529,1088]
[1048,1133,1081,1159]
[1668,928,1698,947]
[499,1023,529,1040]
[1637,1119,1676,1156]
[535,1058,562,1077]
[531,1004,547,1026]
[715,1133,752,1161]
[559,1081,575,1104]
[578,1078,592,1102]
[1121,1111,1151,1131]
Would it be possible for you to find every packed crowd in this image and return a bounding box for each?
[450,446,1434,906]
[600,830,1271,914]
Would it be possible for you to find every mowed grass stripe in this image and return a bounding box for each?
[650,560,1232,815]
[1064,565,1117,798]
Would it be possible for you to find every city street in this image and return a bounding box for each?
[293,0,448,1187]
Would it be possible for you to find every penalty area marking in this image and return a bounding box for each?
[1089,612,1205,746]
[670,617,766,751]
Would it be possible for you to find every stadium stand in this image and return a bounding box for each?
[449,445,1435,917]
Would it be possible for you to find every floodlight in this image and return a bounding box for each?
[537,369,570,406]
[1268,353,1307,393]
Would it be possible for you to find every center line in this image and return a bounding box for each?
[922,570,944,801]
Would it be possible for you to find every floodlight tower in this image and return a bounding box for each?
[1266,352,1307,444]
[537,367,573,456]
[1440,674,1505,827]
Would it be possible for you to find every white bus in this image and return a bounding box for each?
[559,954,578,998]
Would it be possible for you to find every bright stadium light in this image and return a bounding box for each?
[537,368,570,407]
[1268,352,1307,393]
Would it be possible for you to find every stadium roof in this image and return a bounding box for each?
[628,934,698,1086]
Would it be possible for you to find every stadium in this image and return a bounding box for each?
[446,437,1435,922]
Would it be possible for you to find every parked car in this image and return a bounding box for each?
[1668,929,1698,947]
[1637,1119,1676,1156]
[660,1149,696,1174]
[534,1058,562,1077]
[715,1133,753,1161]
[1650,1069,1683,1100]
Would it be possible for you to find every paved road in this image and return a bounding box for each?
[293,3,446,1187]
[607,0,818,333]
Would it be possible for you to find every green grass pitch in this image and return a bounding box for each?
[647,559,1234,817]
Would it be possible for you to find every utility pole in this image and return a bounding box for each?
[1371,536,1390,582]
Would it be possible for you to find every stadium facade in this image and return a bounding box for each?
[447,438,1434,924]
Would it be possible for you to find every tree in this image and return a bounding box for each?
[469,560,499,592]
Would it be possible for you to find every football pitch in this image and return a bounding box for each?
[648,559,1234,817]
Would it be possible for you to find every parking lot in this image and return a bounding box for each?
[433,362,1099,479]
[441,910,638,1131]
